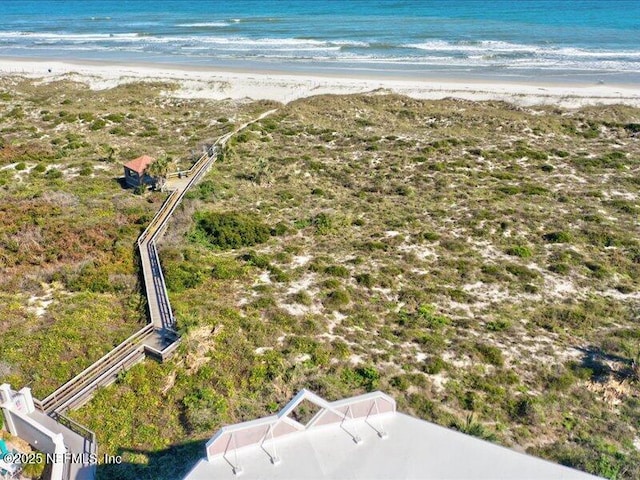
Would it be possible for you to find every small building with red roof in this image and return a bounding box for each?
[123,155,155,188]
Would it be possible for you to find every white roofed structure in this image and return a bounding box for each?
[183,389,600,480]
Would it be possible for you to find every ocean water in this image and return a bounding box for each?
[1,0,639,84]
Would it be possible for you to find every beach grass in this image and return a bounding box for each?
[84,93,640,480]
[1,78,639,479]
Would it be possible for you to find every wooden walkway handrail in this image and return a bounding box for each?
[51,348,146,414]
[166,148,211,179]
[137,189,181,246]
[34,108,278,420]
[40,324,154,412]
[137,144,220,334]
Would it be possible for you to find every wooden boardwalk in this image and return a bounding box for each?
[30,111,278,478]
[138,143,219,334]
[140,109,277,337]
[35,144,220,417]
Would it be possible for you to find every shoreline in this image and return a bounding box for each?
[1,56,639,108]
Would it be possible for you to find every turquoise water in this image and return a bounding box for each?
[1,0,639,83]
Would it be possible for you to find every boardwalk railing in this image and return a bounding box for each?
[146,240,175,330]
[35,145,221,416]
[28,112,277,477]
[137,145,218,333]
[166,144,216,180]
[38,324,154,413]
[137,188,181,245]
[34,111,276,417]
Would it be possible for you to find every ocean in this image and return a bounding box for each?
[1,0,639,84]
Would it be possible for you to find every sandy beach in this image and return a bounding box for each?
[2,57,639,108]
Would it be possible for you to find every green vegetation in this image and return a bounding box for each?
[0,78,270,398]
[191,211,271,250]
[1,80,639,479]
[141,94,637,479]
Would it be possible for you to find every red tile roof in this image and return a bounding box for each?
[124,155,155,174]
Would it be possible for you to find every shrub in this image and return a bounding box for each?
[506,245,532,258]
[78,112,95,122]
[451,414,497,441]
[323,289,350,309]
[585,262,608,279]
[549,262,569,274]
[182,387,227,432]
[355,273,374,287]
[79,164,93,176]
[606,199,637,214]
[498,185,520,195]
[390,375,410,391]
[189,179,216,201]
[90,119,106,130]
[505,263,538,280]
[423,356,447,374]
[164,262,205,292]
[271,222,289,236]
[341,365,380,391]
[486,319,511,332]
[399,304,449,330]
[414,332,446,351]
[7,107,24,119]
[105,113,126,123]
[360,241,388,251]
[421,304,449,327]
[395,185,413,196]
[543,231,572,243]
[572,151,626,170]
[323,278,341,289]
[291,290,312,306]
[210,257,246,280]
[324,265,349,277]
[441,239,467,252]
[509,395,540,424]
[417,230,440,242]
[194,211,271,250]
[109,126,128,135]
[20,453,45,478]
[45,168,63,180]
[240,251,270,269]
[475,343,504,367]
[268,265,290,283]
[615,284,634,294]
[312,212,334,235]
[294,217,312,229]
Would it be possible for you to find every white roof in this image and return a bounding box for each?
[183,390,599,480]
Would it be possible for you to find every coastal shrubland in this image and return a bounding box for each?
[0,78,270,397]
[1,79,639,479]
[145,93,638,479]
